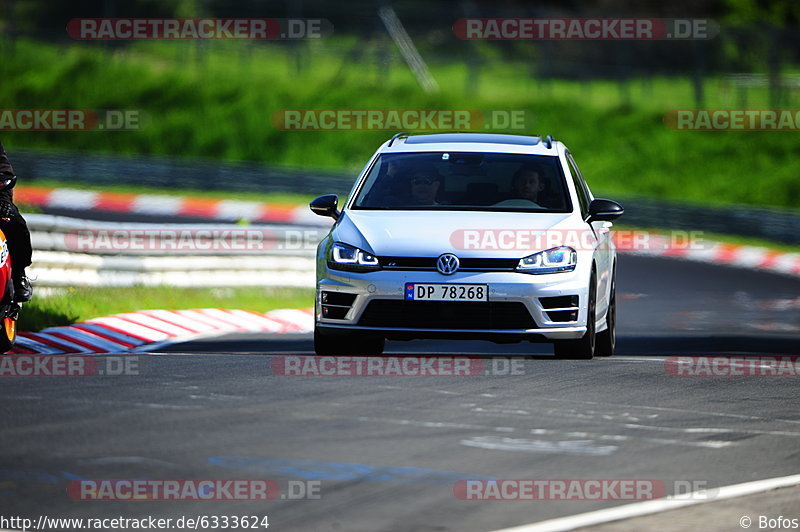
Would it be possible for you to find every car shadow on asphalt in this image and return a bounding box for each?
[615,335,800,357]
[153,333,798,359]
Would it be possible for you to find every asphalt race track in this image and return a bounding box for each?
[1,255,799,531]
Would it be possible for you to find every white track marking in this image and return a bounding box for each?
[489,474,800,532]
[607,356,667,362]
[380,386,800,426]
[624,423,800,438]
[461,436,619,456]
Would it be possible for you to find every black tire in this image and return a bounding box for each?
[0,317,16,353]
[595,271,616,357]
[553,271,596,360]
[314,326,385,356]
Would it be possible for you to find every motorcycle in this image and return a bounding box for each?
[0,174,21,353]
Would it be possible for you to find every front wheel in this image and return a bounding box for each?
[595,273,616,357]
[553,271,596,360]
[314,327,385,356]
[0,317,16,353]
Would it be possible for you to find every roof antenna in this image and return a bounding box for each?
[543,135,555,149]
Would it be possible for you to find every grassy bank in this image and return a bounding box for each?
[20,285,314,332]
[1,39,799,210]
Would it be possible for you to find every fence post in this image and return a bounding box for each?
[767,26,783,108]
[692,40,705,108]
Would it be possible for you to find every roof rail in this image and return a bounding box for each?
[543,135,555,149]
[387,132,410,146]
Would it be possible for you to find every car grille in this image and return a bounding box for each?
[378,257,518,271]
[358,300,536,329]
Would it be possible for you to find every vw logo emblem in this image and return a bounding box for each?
[436,253,460,275]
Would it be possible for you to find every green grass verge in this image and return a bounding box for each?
[20,285,314,332]
[2,39,799,210]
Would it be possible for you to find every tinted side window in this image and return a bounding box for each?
[565,152,590,217]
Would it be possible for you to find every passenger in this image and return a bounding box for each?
[510,166,545,204]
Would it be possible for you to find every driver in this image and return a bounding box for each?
[408,170,442,206]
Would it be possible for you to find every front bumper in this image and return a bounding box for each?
[316,267,589,342]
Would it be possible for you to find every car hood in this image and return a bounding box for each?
[333,210,582,257]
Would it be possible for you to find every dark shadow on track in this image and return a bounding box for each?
[616,335,800,357]
[153,332,799,358]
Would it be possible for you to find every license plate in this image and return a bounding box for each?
[405,283,488,302]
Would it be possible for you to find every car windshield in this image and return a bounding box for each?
[352,152,572,212]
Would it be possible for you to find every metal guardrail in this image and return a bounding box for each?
[615,195,800,245]
[28,214,327,255]
[13,149,356,196]
[13,150,800,245]
[30,251,315,287]
[27,215,320,287]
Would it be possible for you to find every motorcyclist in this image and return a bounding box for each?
[0,141,33,302]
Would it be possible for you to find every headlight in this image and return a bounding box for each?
[516,246,577,274]
[328,242,381,272]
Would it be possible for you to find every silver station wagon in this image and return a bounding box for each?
[310,133,623,359]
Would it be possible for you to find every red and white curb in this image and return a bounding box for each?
[613,231,800,278]
[10,308,314,355]
[16,185,328,226]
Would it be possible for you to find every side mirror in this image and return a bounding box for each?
[588,198,624,222]
[310,194,340,220]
